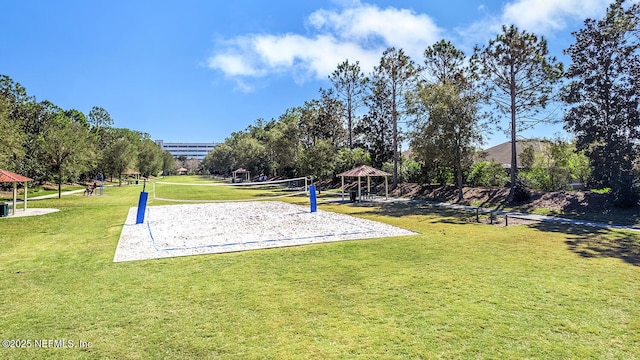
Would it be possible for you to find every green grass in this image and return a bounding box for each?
[1,176,639,359]
[152,176,302,203]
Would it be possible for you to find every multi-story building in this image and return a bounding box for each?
[155,140,217,161]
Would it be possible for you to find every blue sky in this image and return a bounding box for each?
[2,0,614,147]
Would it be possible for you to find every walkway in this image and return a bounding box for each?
[328,195,640,233]
[397,198,640,232]
[28,188,87,200]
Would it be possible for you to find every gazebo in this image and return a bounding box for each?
[232,168,250,182]
[122,169,141,179]
[177,167,188,176]
[337,165,391,202]
[0,169,33,216]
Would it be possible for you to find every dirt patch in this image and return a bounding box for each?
[389,183,614,214]
[384,183,640,225]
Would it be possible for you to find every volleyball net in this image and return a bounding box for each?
[151,176,310,203]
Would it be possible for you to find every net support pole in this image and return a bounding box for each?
[136,191,149,224]
[309,184,317,213]
[305,177,309,194]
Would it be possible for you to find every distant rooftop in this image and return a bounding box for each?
[482,140,549,168]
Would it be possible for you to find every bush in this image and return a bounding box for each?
[381,159,423,183]
[510,177,531,202]
[467,161,508,187]
[335,148,371,174]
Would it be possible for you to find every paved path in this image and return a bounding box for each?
[27,189,88,200]
[392,198,640,232]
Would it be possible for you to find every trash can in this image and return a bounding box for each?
[0,203,8,217]
[349,191,357,203]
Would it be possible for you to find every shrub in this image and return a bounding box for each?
[467,161,508,187]
[510,177,531,202]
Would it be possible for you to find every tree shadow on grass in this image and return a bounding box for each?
[355,201,483,225]
[529,222,640,266]
[359,201,640,266]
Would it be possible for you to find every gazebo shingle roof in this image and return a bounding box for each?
[337,165,391,177]
[0,169,33,183]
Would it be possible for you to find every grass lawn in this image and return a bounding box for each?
[1,176,639,359]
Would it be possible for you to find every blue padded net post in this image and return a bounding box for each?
[309,184,317,213]
[136,191,149,224]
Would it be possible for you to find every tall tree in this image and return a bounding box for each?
[40,111,93,197]
[473,25,563,198]
[137,139,163,178]
[0,96,24,168]
[373,47,420,186]
[563,0,640,207]
[328,60,368,149]
[102,128,139,184]
[203,143,235,176]
[21,100,61,181]
[358,75,394,169]
[88,106,113,129]
[411,40,487,200]
[161,150,176,176]
[266,109,302,176]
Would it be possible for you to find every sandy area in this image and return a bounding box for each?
[114,201,417,262]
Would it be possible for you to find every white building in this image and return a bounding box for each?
[155,140,217,160]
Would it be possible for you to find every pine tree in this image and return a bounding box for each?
[563,0,640,207]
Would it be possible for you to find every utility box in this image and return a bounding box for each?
[0,203,8,217]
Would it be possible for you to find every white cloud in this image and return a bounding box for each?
[502,0,611,33]
[207,0,613,88]
[454,0,612,54]
[207,2,442,86]
[308,4,441,59]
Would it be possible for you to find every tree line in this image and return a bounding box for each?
[204,0,640,207]
[0,76,175,197]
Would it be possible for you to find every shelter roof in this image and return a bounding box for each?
[0,169,33,183]
[482,139,549,168]
[233,168,248,173]
[122,169,141,175]
[337,165,391,177]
